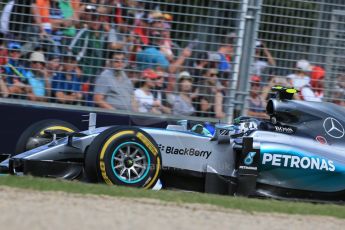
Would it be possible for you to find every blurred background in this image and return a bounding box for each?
[0,0,345,122]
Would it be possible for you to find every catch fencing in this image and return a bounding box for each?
[247,0,345,118]
[0,0,344,122]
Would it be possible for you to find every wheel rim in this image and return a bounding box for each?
[111,142,151,184]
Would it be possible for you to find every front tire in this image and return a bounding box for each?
[15,119,79,155]
[84,126,161,188]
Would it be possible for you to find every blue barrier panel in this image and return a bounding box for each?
[0,101,168,154]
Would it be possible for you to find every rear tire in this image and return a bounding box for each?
[15,119,79,155]
[84,126,161,189]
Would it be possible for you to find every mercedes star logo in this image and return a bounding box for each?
[323,117,345,139]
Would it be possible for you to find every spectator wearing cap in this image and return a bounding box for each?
[93,51,137,111]
[134,69,162,114]
[2,42,29,98]
[134,11,185,74]
[173,71,195,116]
[195,68,226,119]
[149,11,165,31]
[24,51,50,101]
[82,0,127,33]
[51,55,82,104]
[247,75,266,118]
[132,10,165,47]
[287,60,321,102]
[79,4,97,24]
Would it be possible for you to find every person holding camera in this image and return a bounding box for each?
[251,41,276,80]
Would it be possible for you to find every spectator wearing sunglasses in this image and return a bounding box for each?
[173,71,195,116]
[24,51,50,102]
[134,68,163,114]
[93,51,137,111]
[195,68,225,119]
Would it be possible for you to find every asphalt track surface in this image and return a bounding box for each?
[0,187,343,230]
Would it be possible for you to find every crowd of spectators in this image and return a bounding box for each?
[0,0,232,119]
[0,1,343,120]
[246,40,341,118]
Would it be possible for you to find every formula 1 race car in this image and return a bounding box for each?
[0,87,345,202]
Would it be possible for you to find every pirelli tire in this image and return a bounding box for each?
[84,126,161,189]
[15,119,79,156]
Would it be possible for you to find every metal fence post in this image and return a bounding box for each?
[227,0,248,122]
[228,0,262,122]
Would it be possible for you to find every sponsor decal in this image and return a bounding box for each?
[274,125,294,134]
[159,145,212,159]
[239,165,257,170]
[262,153,335,171]
[244,151,256,166]
[315,136,327,145]
[323,117,344,139]
[240,152,258,171]
[136,132,158,156]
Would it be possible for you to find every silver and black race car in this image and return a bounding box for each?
[1,87,345,202]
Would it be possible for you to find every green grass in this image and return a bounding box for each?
[0,175,344,218]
